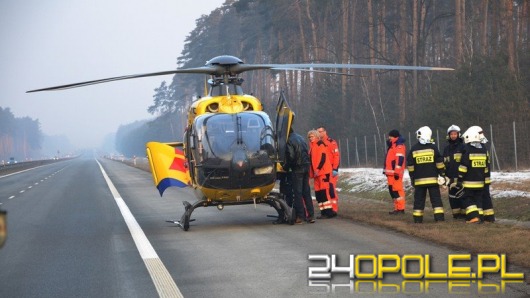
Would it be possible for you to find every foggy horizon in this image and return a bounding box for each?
[1,0,225,151]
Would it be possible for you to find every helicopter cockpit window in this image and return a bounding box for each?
[193,112,275,160]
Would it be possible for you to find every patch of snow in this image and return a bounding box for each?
[339,168,530,199]
[490,190,530,198]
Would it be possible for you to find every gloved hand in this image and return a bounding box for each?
[332,170,338,177]
[437,175,450,188]
[450,180,463,190]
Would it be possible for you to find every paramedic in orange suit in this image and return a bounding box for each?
[317,126,340,213]
[308,129,336,219]
[384,129,406,214]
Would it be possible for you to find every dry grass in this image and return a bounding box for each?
[338,192,530,274]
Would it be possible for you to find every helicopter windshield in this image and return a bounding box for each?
[194,112,274,160]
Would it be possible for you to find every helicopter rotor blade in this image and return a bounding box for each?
[26,57,453,93]
[268,67,361,77]
[26,66,222,93]
[235,63,454,73]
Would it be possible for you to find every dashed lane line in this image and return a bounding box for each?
[96,159,183,298]
[2,165,67,204]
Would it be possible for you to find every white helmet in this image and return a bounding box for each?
[462,126,482,143]
[467,125,488,143]
[416,126,432,144]
[447,124,461,136]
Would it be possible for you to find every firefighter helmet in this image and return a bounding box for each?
[475,126,488,143]
[447,124,461,136]
[467,125,488,143]
[416,126,432,144]
[462,126,482,143]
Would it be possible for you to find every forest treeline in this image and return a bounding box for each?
[0,107,41,161]
[117,0,529,157]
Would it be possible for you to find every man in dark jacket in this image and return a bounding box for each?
[443,125,466,219]
[284,128,315,223]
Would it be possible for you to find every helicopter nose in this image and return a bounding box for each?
[232,148,249,172]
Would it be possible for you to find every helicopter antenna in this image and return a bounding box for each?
[225,84,231,99]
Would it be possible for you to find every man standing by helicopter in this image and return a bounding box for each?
[317,126,340,214]
[308,129,336,219]
[284,128,315,224]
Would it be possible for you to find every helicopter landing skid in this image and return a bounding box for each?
[166,200,201,231]
[166,193,294,231]
[265,192,295,225]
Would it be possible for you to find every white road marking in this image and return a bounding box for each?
[8,196,15,200]
[96,159,183,298]
[19,190,25,193]
[28,186,32,189]
[35,182,39,185]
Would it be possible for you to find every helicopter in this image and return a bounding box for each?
[27,55,453,231]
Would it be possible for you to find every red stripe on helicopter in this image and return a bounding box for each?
[157,148,189,195]
[169,148,187,172]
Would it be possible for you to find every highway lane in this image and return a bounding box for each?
[1,157,528,297]
[0,157,158,297]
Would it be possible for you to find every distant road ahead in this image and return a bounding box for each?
[0,157,527,297]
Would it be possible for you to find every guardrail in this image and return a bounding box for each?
[0,158,73,176]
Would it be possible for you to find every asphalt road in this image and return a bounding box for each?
[0,156,528,297]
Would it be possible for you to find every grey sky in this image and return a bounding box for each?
[1,0,224,149]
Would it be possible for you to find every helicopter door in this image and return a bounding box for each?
[274,91,294,163]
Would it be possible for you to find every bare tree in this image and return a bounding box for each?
[398,1,407,127]
[503,0,517,75]
[455,0,464,65]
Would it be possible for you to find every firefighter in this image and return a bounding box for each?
[317,126,340,213]
[308,129,336,219]
[407,126,446,223]
[384,129,406,214]
[451,126,489,224]
[475,126,495,222]
[442,125,466,219]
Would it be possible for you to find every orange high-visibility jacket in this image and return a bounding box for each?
[322,137,340,171]
[384,136,406,176]
[309,140,332,178]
